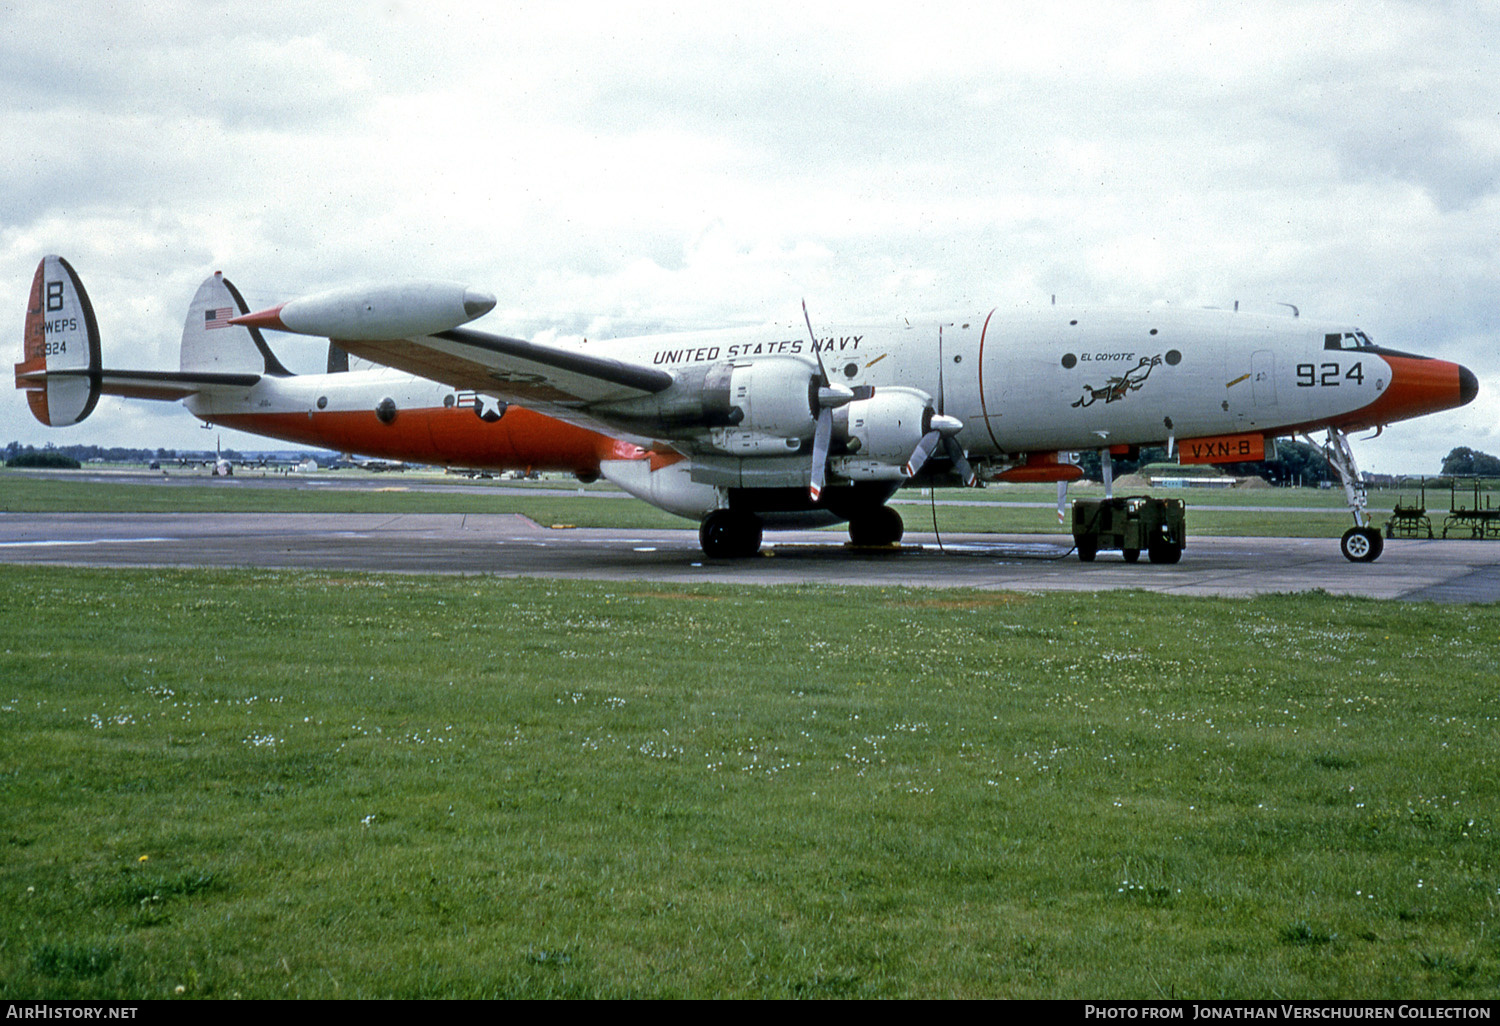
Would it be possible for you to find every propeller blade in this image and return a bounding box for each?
[942,435,976,487]
[802,299,830,388]
[904,430,942,478]
[809,407,832,501]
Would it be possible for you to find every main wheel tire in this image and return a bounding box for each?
[699,510,763,559]
[1340,526,1383,563]
[848,506,904,547]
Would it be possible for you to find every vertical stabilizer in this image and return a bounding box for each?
[180,273,291,377]
[15,255,101,425]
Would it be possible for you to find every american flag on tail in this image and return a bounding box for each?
[204,307,234,330]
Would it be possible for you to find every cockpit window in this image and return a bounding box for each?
[1324,331,1373,351]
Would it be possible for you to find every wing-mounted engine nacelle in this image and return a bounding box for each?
[832,386,935,481]
[701,357,822,456]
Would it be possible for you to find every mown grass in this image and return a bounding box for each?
[0,470,688,529]
[0,470,1419,538]
[2,567,1497,998]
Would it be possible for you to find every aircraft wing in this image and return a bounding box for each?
[335,327,674,410]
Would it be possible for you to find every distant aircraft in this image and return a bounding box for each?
[15,256,640,480]
[211,435,232,477]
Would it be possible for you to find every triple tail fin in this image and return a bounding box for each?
[16,257,292,427]
[179,271,291,377]
[15,255,102,426]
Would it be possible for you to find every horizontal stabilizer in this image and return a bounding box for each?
[15,258,273,422]
[20,367,262,402]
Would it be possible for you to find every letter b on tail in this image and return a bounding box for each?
[15,255,101,425]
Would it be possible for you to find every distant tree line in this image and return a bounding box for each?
[1439,447,1500,477]
[6,450,82,469]
[1068,443,1500,485]
[8,441,186,462]
[3,442,246,467]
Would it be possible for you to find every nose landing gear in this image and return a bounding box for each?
[1312,427,1386,563]
[1339,525,1384,563]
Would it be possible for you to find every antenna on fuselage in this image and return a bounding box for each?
[1278,302,1300,318]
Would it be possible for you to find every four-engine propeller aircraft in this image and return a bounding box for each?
[18,254,1478,563]
[15,256,642,480]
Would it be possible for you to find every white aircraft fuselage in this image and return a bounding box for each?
[21,254,1478,561]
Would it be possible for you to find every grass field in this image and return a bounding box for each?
[2,567,1497,998]
[0,469,1447,538]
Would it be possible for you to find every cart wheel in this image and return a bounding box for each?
[1077,538,1097,562]
[1148,538,1182,564]
[1122,548,1140,563]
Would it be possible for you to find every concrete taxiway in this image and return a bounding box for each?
[1,512,1497,601]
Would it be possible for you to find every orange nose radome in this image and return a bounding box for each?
[1344,354,1478,430]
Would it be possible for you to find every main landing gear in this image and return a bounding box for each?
[1311,427,1385,563]
[697,505,906,558]
[698,509,763,559]
[847,506,904,547]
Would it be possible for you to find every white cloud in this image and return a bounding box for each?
[1,0,1496,471]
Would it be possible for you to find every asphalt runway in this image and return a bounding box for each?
[2,512,1498,602]
[24,468,1366,514]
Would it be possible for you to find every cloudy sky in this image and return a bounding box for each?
[3,0,1496,474]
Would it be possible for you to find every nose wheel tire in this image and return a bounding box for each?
[1340,526,1384,563]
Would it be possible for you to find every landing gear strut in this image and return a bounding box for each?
[699,509,763,559]
[1310,427,1385,563]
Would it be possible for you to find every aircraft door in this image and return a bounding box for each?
[1252,350,1277,407]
